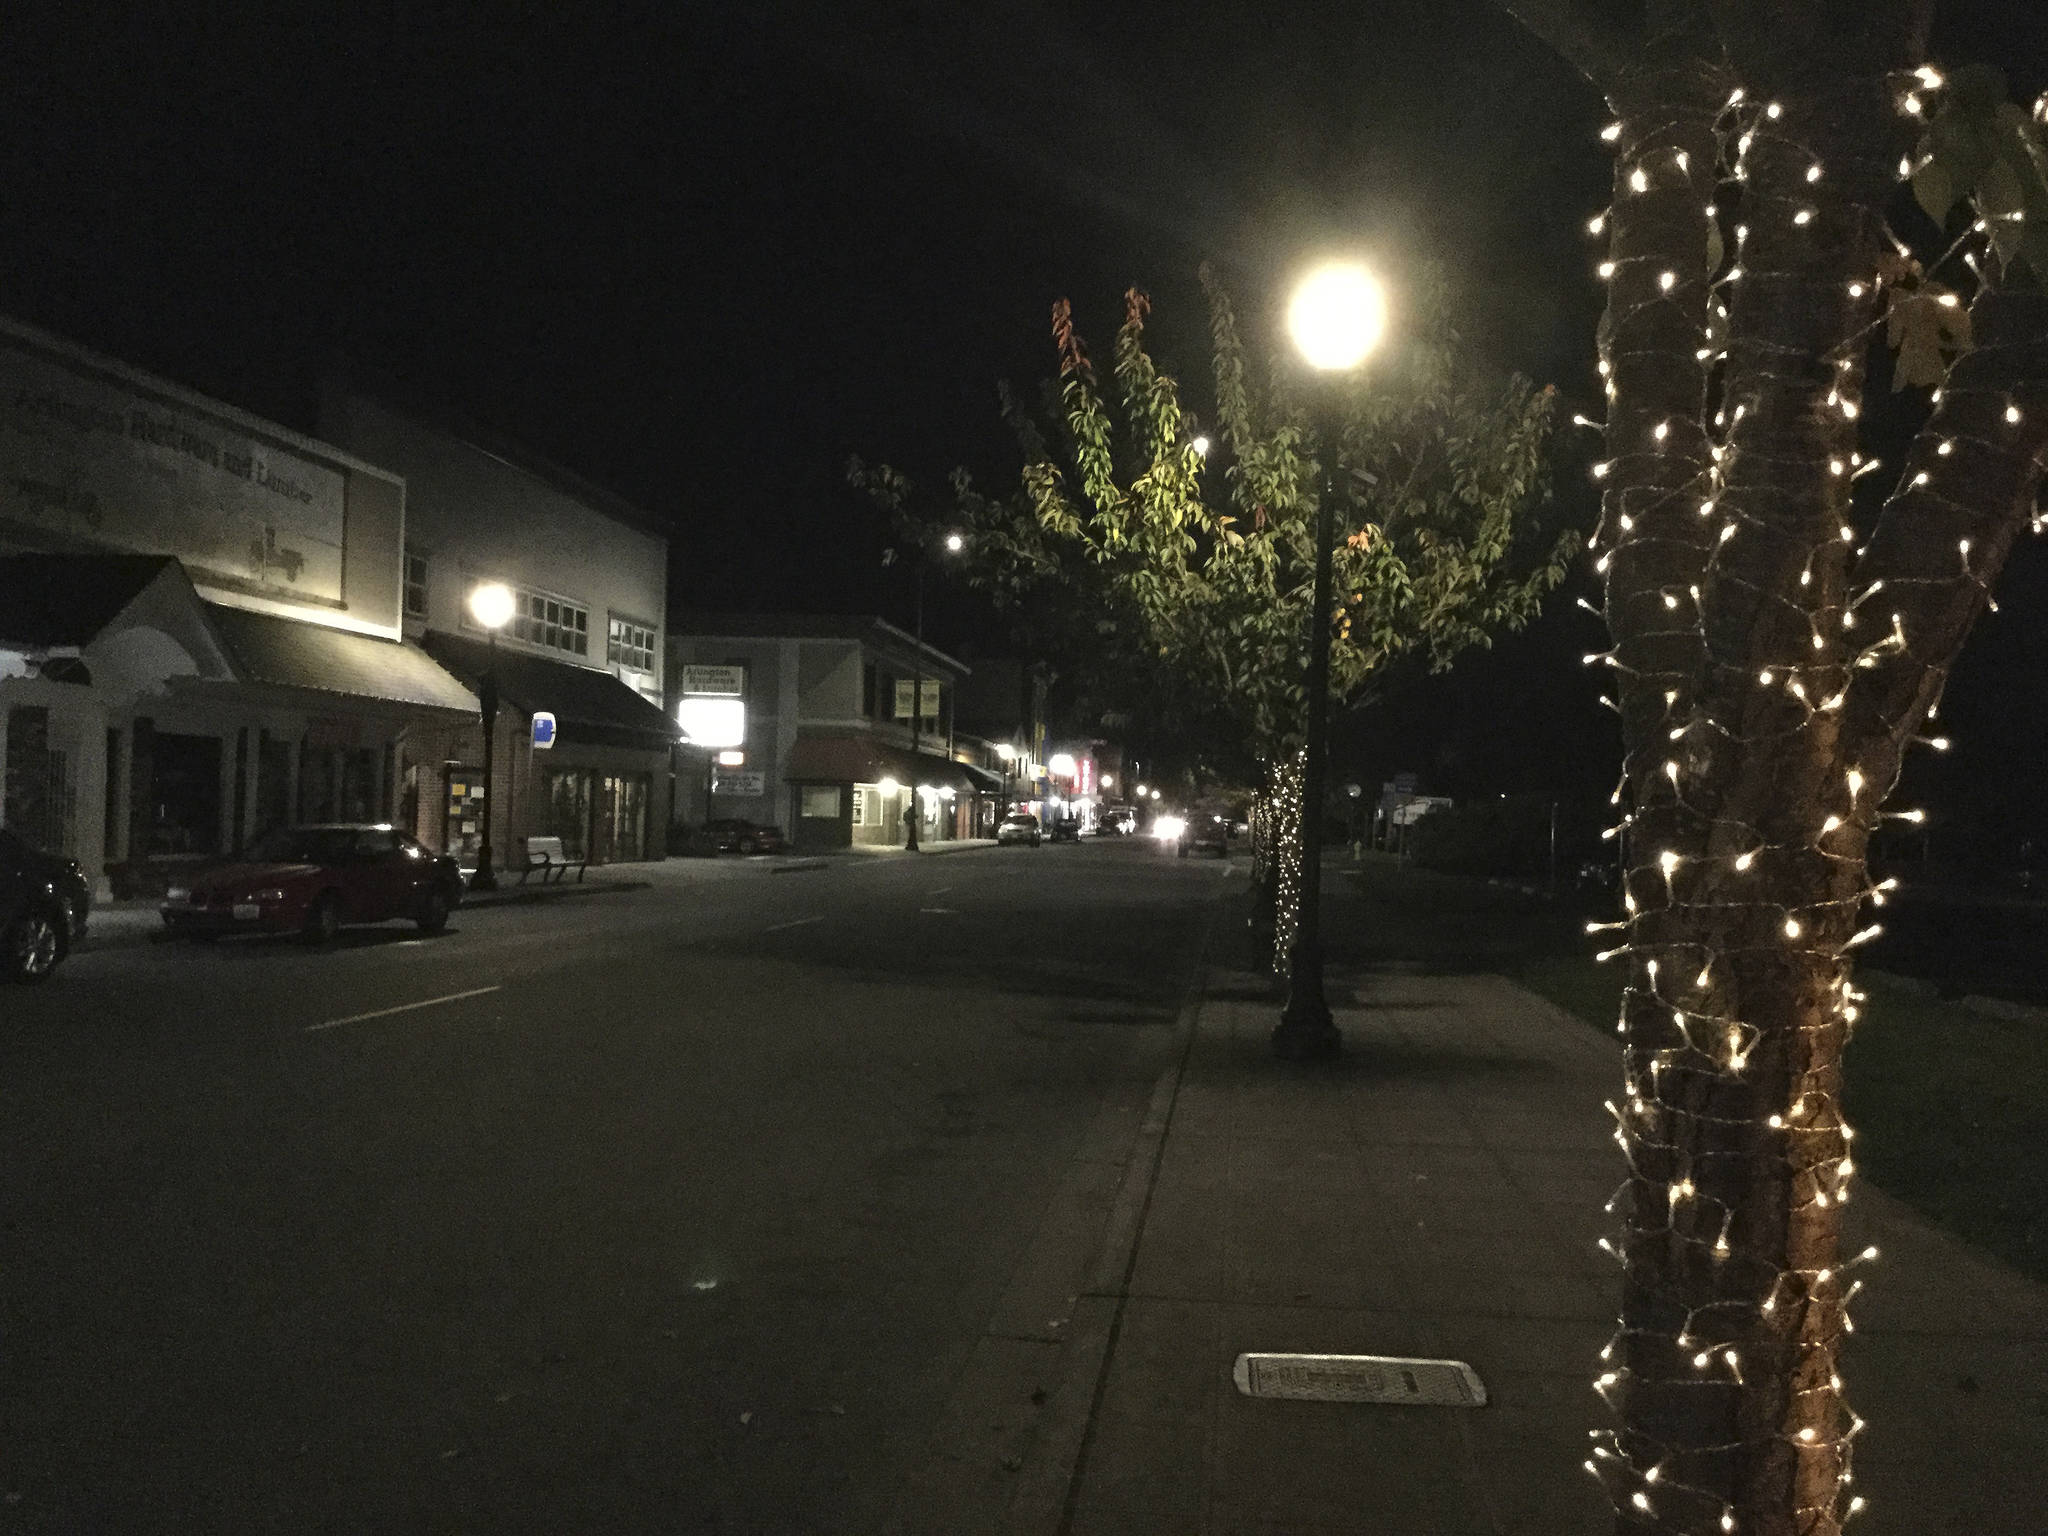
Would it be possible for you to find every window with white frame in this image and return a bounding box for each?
[403,548,429,619]
[852,786,869,826]
[608,615,657,673]
[465,581,589,656]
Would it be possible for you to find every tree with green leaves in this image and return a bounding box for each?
[1501,2,2048,1531]
[854,261,1578,865]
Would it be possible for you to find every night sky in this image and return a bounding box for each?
[5,2,2046,849]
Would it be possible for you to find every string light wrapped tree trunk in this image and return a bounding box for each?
[1503,2,2048,1531]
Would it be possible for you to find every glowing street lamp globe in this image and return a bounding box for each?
[1287,262,1386,373]
[469,581,515,631]
[944,531,965,553]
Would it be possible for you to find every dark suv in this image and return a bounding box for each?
[2,827,91,984]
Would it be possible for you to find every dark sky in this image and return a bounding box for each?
[4,2,2045,836]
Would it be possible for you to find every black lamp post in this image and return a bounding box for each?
[904,531,965,852]
[468,582,514,891]
[1271,261,1386,1062]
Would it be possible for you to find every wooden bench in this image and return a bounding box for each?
[519,835,588,885]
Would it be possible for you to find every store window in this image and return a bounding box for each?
[466,581,589,657]
[851,785,869,827]
[800,785,841,819]
[403,548,429,618]
[608,615,657,673]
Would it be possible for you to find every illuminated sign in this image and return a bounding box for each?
[531,711,557,750]
[677,696,745,748]
[680,664,745,696]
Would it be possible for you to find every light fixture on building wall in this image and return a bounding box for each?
[714,749,746,767]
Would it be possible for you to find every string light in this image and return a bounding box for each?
[1577,61,2048,1536]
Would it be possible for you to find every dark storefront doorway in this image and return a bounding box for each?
[541,766,593,859]
[595,772,647,863]
[145,731,222,857]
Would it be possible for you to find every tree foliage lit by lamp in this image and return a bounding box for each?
[1272,261,1385,1062]
[467,582,515,892]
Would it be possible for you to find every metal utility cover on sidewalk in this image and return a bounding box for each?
[1233,1353,1488,1408]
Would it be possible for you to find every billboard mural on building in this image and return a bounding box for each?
[0,326,349,606]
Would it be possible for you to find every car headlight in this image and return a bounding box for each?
[250,888,287,903]
[1155,816,1187,841]
[165,886,191,903]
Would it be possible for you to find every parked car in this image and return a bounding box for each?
[1100,804,1138,835]
[691,818,788,856]
[996,812,1042,847]
[160,824,463,943]
[1049,816,1082,843]
[2,827,90,984]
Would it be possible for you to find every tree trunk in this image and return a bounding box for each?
[1501,3,2048,1531]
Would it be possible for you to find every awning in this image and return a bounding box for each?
[959,762,1005,794]
[786,733,979,791]
[206,604,479,714]
[422,631,676,751]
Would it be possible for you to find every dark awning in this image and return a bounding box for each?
[422,631,676,751]
[786,734,978,790]
[207,604,478,714]
[959,762,1005,794]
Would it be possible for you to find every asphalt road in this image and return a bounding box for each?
[0,839,1231,1534]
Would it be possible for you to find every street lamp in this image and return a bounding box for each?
[905,530,965,851]
[1272,260,1385,1062]
[467,581,516,891]
[995,742,1017,814]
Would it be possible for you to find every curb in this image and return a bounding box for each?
[1005,1026,1193,1536]
[1002,908,1215,1536]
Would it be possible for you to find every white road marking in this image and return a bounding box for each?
[305,985,502,1033]
[919,907,959,915]
[928,886,953,897]
[763,916,825,934]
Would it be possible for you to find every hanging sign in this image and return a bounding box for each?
[531,711,557,749]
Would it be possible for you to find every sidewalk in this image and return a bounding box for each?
[946,931,2048,1530]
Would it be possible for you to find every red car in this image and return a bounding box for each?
[160,824,464,944]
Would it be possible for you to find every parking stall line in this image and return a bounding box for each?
[304,985,502,1033]
[762,916,825,934]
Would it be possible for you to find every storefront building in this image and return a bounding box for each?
[669,615,1001,852]
[413,633,675,867]
[316,380,675,868]
[0,319,478,894]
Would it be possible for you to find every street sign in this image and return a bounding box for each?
[531,711,557,750]
[681,664,745,696]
